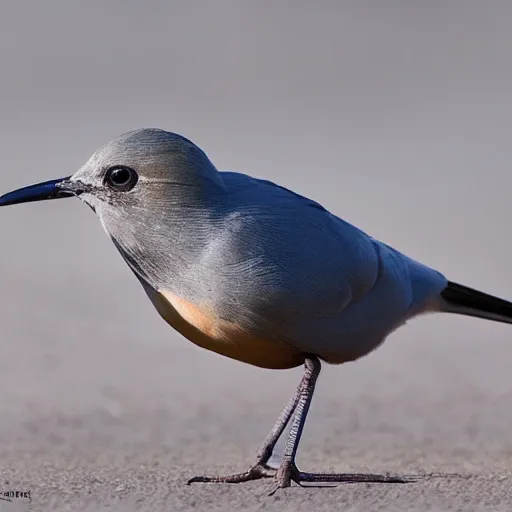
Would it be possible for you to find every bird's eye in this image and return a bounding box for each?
[104,166,138,191]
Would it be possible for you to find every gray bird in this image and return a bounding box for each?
[1,129,511,491]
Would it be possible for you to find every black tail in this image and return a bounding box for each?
[440,281,512,325]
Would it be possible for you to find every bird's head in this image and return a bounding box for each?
[0,129,227,283]
[0,128,226,230]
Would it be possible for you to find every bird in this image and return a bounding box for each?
[1,128,511,492]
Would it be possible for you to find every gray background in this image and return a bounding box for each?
[1,1,512,510]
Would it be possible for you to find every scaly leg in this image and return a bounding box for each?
[189,355,418,489]
[187,370,308,484]
[271,356,418,492]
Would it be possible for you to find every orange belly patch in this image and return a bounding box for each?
[147,288,304,370]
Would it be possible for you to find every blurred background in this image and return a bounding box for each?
[1,1,512,510]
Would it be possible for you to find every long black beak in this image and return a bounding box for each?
[0,177,76,207]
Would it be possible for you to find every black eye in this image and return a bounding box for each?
[105,166,138,191]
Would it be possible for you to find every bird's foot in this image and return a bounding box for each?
[187,460,419,492]
[269,460,420,495]
[187,463,276,484]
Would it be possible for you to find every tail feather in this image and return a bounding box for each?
[440,281,512,325]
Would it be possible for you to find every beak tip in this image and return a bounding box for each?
[0,177,74,207]
[0,191,21,207]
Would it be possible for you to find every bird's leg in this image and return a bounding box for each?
[271,355,418,492]
[187,370,307,484]
[188,355,419,488]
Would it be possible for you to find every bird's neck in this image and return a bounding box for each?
[110,201,226,299]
